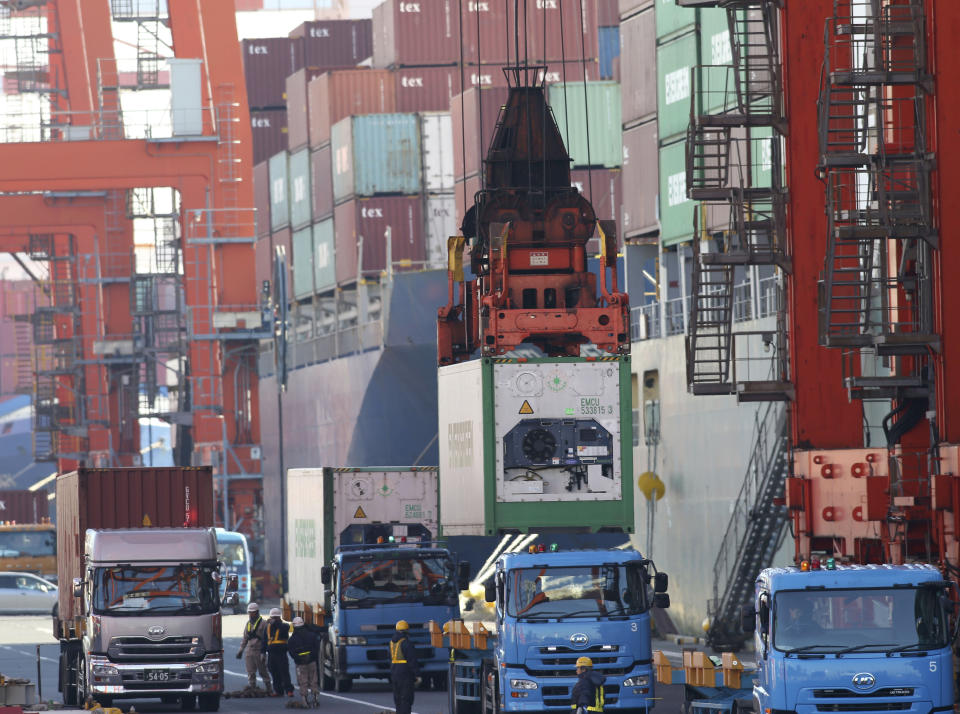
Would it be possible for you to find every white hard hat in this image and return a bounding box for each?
[247,602,259,613]
[269,607,282,617]
[292,617,305,627]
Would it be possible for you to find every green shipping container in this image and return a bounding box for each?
[659,139,696,247]
[549,81,623,169]
[268,151,290,232]
[656,0,696,41]
[312,218,336,294]
[289,149,312,230]
[292,226,313,300]
[657,32,697,144]
[698,8,736,115]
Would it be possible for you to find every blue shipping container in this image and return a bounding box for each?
[331,113,422,203]
[599,26,620,80]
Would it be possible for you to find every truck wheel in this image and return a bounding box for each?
[180,694,197,710]
[198,693,221,711]
[319,645,335,691]
[335,676,353,693]
[60,646,77,707]
[75,652,87,706]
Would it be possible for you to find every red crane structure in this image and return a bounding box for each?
[0,0,264,532]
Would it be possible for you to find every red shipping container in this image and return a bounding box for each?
[334,196,425,286]
[242,37,298,109]
[307,69,396,148]
[621,120,659,237]
[394,65,461,112]
[311,144,334,220]
[372,0,459,68]
[571,167,622,224]
[0,489,49,523]
[250,108,287,165]
[56,467,215,621]
[254,161,270,237]
[290,19,373,68]
[286,68,326,152]
[599,0,619,26]
[452,86,511,180]
[525,0,599,63]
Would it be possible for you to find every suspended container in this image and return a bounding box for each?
[620,8,656,125]
[289,148,312,230]
[658,138,695,247]
[268,151,291,232]
[657,31,697,144]
[438,356,634,536]
[331,113,422,203]
[549,81,622,169]
[312,218,336,294]
[420,112,455,194]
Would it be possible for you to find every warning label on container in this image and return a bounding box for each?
[353,506,367,519]
[519,400,534,415]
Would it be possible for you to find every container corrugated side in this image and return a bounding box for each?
[312,218,336,294]
[657,31,697,144]
[549,81,622,168]
[311,144,333,220]
[424,194,457,269]
[286,68,326,152]
[373,0,459,68]
[290,19,372,68]
[619,0,653,20]
[620,9,656,125]
[307,69,396,149]
[286,468,330,603]
[251,108,287,165]
[254,161,270,237]
[571,168,621,226]
[268,150,291,231]
[460,2,518,66]
[420,112,455,194]
[242,37,297,109]
[621,120,659,238]
[0,490,49,523]
[599,26,621,80]
[331,114,422,203]
[655,0,695,40]
[525,0,599,63]
[394,66,460,113]
[334,196,425,286]
[659,138,695,246]
[599,0,619,26]
[292,226,313,300]
[452,86,510,180]
[289,148,312,229]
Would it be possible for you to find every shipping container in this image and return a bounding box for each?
[311,144,333,220]
[254,161,270,237]
[272,227,293,297]
[525,0,599,64]
[286,467,439,602]
[250,108,288,165]
[56,467,215,621]
[292,225,314,299]
[659,138,695,246]
[372,0,458,68]
[620,9,656,125]
[0,490,49,523]
[334,196,425,285]
[269,150,290,231]
[454,174,482,229]
[255,235,272,289]
[599,26,621,80]
[460,2,518,66]
[549,81,622,168]
[394,65,460,113]
[599,0,619,26]
[242,37,298,109]
[312,218,336,294]
[657,31,697,143]
[424,194,457,269]
[331,113,422,202]
[307,69,396,148]
[289,19,373,68]
[571,167,621,225]
[621,120,659,237]
[452,86,510,180]
[656,0,696,40]
[420,112,454,194]
[619,0,653,21]
[289,148,312,229]
[286,68,326,151]
[536,59,597,87]
[699,7,735,115]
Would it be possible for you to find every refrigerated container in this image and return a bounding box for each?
[250,108,287,165]
[307,69,396,148]
[289,19,372,68]
[268,150,290,231]
[420,112,454,194]
[549,81,622,168]
[372,0,459,68]
[331,114,422,202]
[242,37,297,109]
[334,196,425,285]
[620,8,656,125]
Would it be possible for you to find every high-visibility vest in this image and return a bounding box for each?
[267,621,289,646]
[246,616,263,638]
[390,639,407,664]
[571,684,604,712]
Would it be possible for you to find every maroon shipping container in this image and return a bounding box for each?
[621,120,659,238]
[242,37,298,109]
[311,144,334,220]
[0,490,49,523]
[251,108,288,165]
[452,86,511,180]
[334,196,425,285]
[599,0,619,26]
[394,65,461,112]
[307,69,396,148]
[460,2,518,66]
[454,174,483,228]
[286,68,326,151]
[571,168,622,224]
[255,161,270,237]
[290,19,372,68]
[56,467,215,621]
[525,0,599,64]
[620,8,655,125]
[619,0,653,20]
[372,0,459,68]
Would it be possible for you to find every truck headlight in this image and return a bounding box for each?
[194,662,221,674]
[92,665,119,677]
[623,675,649,687]
[510,679,538,690]
[344,636,367,645]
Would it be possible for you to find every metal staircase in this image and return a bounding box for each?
[687,236,735,395]
[707,400,789,650]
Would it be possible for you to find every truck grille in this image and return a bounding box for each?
[108,636,204,662]
[542,683,620,708]
[814,689,915,698]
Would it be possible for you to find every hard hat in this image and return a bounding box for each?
[247,602,259,613]
[576,656,593,668]
[396,620,410,631]
[292,617,305,627]
[269,607,282,617]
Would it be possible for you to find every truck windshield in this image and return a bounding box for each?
[506,564,648,618]
[340,555,454,606]
[220,543,248,570]
[0,530,55,558]
[92,565,220,616]
[774,587,949,652]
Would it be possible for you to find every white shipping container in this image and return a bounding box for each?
[424,194,457,269]
[286,467,440,602]
[420,112,455,194]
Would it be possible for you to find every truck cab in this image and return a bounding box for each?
[214,528,251,610]
[747,562,955,714]
[483,548,668,712]
[320,543,469,691]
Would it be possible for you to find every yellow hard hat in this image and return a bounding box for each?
[396,620,410,631]
[576,656,593,668]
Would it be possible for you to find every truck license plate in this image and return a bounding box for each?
[145,669,170,682]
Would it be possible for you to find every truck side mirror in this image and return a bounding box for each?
[321,567,331,587]
[226,573,239,593]
[72,578,83,599]
[653,592,670,609]
[940,594,956,615]
[484,583,496,603]
[457,561,471,591]
[223,592,239,607]
[740,604,757,633]
[654,572,668,593]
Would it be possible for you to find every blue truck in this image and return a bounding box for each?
[450,547,669,713]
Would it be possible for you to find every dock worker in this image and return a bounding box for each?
[266,607,294,697]
[238,602,272,691]
[571,656,606,713]
[287,616,320,708]
[389,619,419,714]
